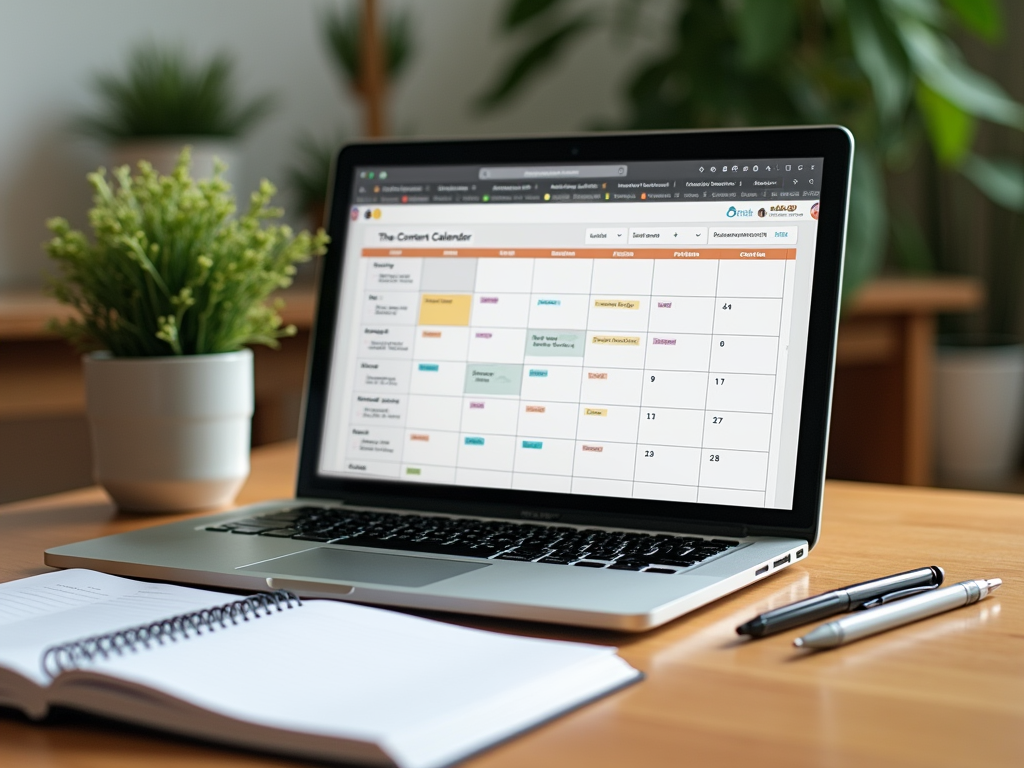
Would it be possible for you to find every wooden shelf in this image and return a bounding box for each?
[0,286,316,341]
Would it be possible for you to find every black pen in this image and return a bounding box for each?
[736,565,944,638]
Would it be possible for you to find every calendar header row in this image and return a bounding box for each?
[361,247,797,260]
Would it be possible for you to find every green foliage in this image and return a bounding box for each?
[477,14,595,110]
[481,0,1024,303]
[287,134,343,216]
[77,44,275,139]
[46,149,329,357]
[322,3,414,92]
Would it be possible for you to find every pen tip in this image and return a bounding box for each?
[793,637,804,647]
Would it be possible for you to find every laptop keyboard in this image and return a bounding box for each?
[206,506,740,573]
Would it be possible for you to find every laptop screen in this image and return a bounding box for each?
[317,158,823,511]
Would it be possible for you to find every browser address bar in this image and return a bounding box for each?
[479,165,627,180]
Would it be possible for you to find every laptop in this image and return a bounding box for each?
[46,126,853,631]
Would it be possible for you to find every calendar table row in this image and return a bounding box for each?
[342,437,768,494]
[358,331,780,373]
[364,294,783,335]
[347,405,772,451]
[353,368,776,411]
[366,257,788,299]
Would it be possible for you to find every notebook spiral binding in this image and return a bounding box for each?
[41,590,302,678]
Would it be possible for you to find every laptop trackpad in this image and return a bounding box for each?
[237,547,490,588]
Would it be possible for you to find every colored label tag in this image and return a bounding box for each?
[591,335,640,346]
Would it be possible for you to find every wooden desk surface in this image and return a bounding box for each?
[1,442,1021,768]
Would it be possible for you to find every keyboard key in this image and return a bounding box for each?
[292,533,336,542]
[495,551,544,562]
[573,561,607,568]
[259,528,299,537]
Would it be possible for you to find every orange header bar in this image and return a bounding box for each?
[361,247,795,260]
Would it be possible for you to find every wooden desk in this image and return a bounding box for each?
[1,442,1021,768]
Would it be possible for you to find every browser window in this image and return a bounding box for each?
[320,159,823,511]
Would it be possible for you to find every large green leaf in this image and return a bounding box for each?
[477,15,594,109]
[883,0,942,25]
[961,155,1024,211]
[504,0,565,29]
[847,0,911,126]
[734,0,797,69]
[916,84,975,165]
[896,19,1024,129]
[942,0,1002,41]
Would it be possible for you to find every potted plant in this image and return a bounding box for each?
[45,149,328,512]
[77,43,275,186]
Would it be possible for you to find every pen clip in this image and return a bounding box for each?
[858,584,939,610]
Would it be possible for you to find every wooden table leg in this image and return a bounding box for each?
[902,314,935,486]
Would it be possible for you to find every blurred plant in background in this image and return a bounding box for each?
[287,1,416,225]
[287,134,345,228]
[480,0,1024,307]
[322,0,414,136]
[76,44,275,139]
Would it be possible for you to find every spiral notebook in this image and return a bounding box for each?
[0,570,640,767]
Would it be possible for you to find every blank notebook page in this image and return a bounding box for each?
[0,569,237,686]
[76,598,634,767]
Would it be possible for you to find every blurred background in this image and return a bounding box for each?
[1,0,1021,503]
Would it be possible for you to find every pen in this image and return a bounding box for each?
[794,578,1002,649]
[736,566,944,638]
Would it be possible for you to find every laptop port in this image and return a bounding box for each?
[796,548,804,558]
[773,554,791,568]
[755,565,769,576]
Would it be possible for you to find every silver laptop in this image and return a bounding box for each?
[46,127,853,631]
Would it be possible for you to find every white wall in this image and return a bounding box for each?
[0,0,659,289]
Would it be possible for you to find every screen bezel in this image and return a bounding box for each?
[296,126,852,547]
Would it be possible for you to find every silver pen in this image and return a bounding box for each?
[794,578,1002,649]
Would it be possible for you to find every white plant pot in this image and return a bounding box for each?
[934,341,1024,486]
[110,137,239,188]
[84,350,254,512]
